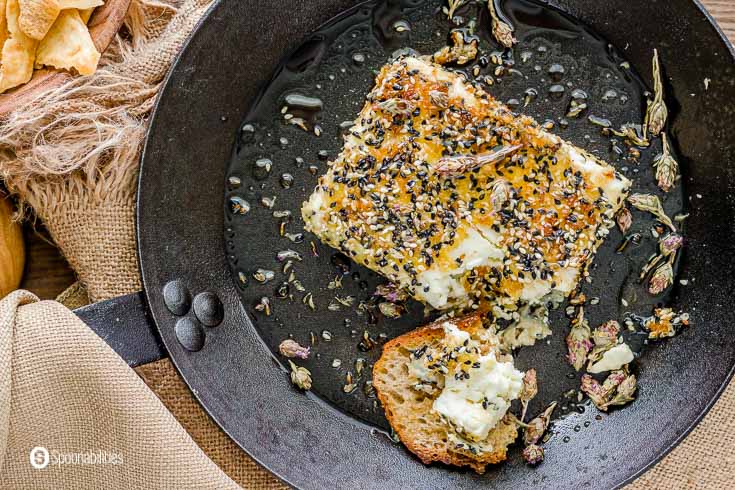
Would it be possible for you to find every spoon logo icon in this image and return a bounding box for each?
[29,447,49,470]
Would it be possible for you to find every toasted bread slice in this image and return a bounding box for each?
[373,313,519,473]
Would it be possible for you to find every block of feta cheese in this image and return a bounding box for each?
[302,56,630,313]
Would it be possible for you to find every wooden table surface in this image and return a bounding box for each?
[16,0,735,301]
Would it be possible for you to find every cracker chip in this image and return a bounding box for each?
[58,0,102,8]
[79,6,93,23]
[0,0,9,48]
[0,0,37,92]
[36,8,100,76]
[18,0,59,40]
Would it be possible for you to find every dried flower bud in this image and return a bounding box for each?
[582,370,634,411]
[523,402,556,445]
[374,283,408,303]
[488,0,516,48]
[602,374,637,409]
[520,369,538,403]
[580,375,607,409]
[491,178,512,211]
[653,134,678,192]
[628,193,675,231]
[523,444,545,466]
[592,320,620,348]
[648,258,674,295]
[379,302,404,319]
[566,308,593,371]
[659,233,683,257]
[645,49,668,137]
[434,144,521,177]
[616,207,632,234]
[289,361,312,390]
[279,339,310,359]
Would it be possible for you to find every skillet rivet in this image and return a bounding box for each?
[163,280,191,316]
[193,292,225,327]
[175,317,205,352]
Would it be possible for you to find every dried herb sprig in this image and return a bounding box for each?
[488,0,516,48]
[442,0,466,21]
[520,369,538,421]
[653,133,679,192]
[645,49,668,137]
[627,193,675,231]
[616,207,632,234]
[605,124,650,147]
[434,144,522,176]
[566,307,593,371]
[523,402,557,446]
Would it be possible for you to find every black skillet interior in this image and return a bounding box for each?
[138,0,735,488]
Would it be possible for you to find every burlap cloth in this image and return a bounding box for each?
[0,0,732,488]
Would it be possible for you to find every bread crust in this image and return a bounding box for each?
[373,313,519,473]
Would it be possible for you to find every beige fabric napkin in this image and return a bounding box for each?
[0,0,732,488]
[0,291,239,489]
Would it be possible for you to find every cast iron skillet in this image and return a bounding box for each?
[75,0,735,488]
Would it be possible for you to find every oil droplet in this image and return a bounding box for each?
[549,84,565,99]
[520,51,533,63]
[602,89,618,102]
[317,149,329,160]
[229,196,251,215]
[548,63,565,81]
[280,173,294,189]
[284,93,324,111]
[573,425,581,432]
[322,330,333,341]
[237,270,249,288]
[563,436,571,443]
[253,158,272,180]
[241,123,255,143]
[294,156,304,167]
[228,176,242,189]
[523,88,538,106]
[279,137,289,147]
[584,421,591,428]
[507,98,521,110]
[331,252,352,275]
[393,20,411,33]
[352,52,366,65]
[332,358,342,368]
[275,282,289,298]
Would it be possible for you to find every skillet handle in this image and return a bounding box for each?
[74,291,168,367]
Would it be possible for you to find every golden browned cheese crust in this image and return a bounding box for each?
[303,56,630,313]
